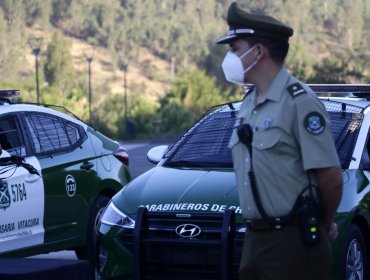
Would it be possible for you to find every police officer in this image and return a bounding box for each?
[217,3,343,280]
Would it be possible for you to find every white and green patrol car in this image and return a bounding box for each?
[0,90,130,261]
[97,85,370,280]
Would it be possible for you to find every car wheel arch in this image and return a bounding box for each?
[75,193,112,262]
[351,216,370,253]
[339,219,369,280]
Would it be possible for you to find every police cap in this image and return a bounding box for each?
[216,2,293,44]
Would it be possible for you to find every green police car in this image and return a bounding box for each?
[97,85,370,280]
[0,90,130,261]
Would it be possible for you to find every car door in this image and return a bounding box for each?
[21,111,99,245]
[0,113,44,253]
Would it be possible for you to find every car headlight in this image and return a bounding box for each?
[100,202,135,229]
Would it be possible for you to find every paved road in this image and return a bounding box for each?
[121,141,163,179]
[28,140,174,260]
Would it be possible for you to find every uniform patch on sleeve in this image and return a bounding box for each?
[304,112,325,135]
[287,83,306,98]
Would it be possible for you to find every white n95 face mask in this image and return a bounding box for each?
[221,46,258,85]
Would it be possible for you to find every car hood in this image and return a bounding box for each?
[112,166,239,217]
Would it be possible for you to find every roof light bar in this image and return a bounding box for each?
[0,89,20,98]
[309,84,370,94]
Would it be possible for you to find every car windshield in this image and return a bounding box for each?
[165,99,363,170]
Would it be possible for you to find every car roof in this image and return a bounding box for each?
[310,84,370,109]
[319,97,370,109]
[0,102,88,129]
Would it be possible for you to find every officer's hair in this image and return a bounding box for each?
[242,36,289,64]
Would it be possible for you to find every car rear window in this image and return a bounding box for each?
[165,100,363,169]
[24,112,87,156]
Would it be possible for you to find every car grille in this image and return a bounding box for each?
[119,208,243,279]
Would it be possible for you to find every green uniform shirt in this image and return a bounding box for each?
[229,67,340,220]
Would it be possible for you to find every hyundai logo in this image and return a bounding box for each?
[175,224,202,238]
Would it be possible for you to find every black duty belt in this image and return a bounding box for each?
[245,216,299,232]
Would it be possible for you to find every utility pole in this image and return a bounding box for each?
[28,37,43,104]
[119,60,129,135]
[85,51,94,124]
[123,63,128,123]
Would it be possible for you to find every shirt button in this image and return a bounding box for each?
[253,111,257,114]
[260,143,264,147]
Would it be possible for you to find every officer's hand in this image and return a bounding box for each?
[327,222,338,240]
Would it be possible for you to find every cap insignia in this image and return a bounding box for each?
[228,29,255,36]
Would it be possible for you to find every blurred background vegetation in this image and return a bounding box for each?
[0,0,369,140]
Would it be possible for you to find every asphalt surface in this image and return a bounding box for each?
[121,141,165,179]
[28,139,175,260]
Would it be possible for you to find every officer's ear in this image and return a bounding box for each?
[255,43,271,61]
[254,44,265,59]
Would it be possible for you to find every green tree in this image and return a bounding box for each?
[169,68,228,117]
[128,94,159,138]
[50,0,72,25]
[286,42,314,81]
[92,94,126,139]
[156,99,196,135]
[80,2,119,47]
[0,0,26,79]
[23,0,51,27]
[308,53,366,84]
[43,31,75,96]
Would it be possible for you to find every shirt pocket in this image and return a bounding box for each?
[252,129,281,151]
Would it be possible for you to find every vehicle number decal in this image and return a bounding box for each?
[65,175,77,197]
[11,183,27,202]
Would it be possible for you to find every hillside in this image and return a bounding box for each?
[26,26,171,103]
[0,0,369,139]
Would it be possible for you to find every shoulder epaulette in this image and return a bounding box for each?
[287,83,307,98]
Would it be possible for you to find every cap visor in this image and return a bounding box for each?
[216,34,237,44]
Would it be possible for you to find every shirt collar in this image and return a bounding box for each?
[263,66,290,102]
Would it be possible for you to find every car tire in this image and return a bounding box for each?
[340,224,367,280]
[75,195,110,262]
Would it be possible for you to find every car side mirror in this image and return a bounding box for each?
[147,145,169,164]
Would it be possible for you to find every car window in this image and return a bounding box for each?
[166,103,241,168]
[0,114,27,157]
[24,112,87,156]
[322,100,363,169]
[166,100,363,170]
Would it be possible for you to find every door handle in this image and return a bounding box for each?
[80,161,94,171]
